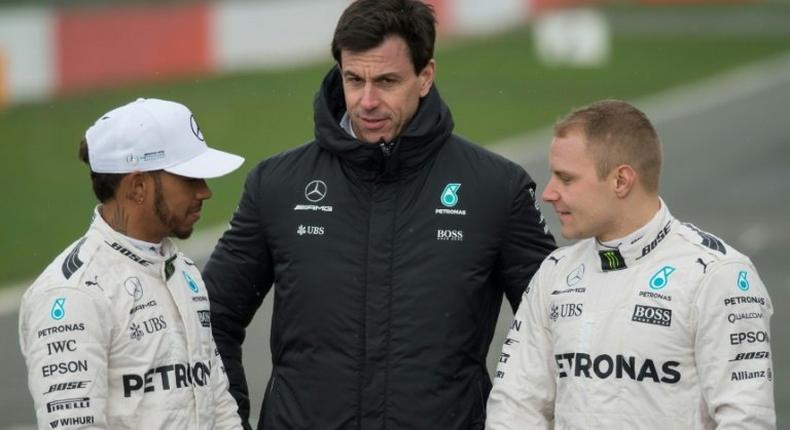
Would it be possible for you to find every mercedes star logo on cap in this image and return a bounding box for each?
[190,114,204,142]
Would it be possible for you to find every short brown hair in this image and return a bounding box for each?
[554,100,662,193]
[79,139,125,203]
[331,0,437,74]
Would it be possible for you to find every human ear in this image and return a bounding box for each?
[123,172,148,204]
[418,59,436,97]
[613,164,637,198]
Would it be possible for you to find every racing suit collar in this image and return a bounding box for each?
[594,198,674,272]
[89,206,178,276]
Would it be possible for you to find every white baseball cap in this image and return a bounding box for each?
[85,98,244,178]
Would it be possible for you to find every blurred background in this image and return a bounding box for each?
[1,0,788,428]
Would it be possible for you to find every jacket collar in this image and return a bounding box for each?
[594,199,675,272]
[313,66,454,180]
[89,206,178,277]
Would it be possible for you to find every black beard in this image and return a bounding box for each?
[153,174,192,240]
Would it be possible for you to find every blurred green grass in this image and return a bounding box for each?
[2,28,789,285]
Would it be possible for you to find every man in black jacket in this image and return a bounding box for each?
[203,0,556,428]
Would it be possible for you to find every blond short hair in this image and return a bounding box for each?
[554,99,662,193]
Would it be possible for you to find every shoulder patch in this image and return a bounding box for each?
[61,237,87,279]
[684,223,726,255]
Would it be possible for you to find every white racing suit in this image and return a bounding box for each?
[487,202,775,429]
[19,209,242,429]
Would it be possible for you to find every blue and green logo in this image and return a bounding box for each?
[649,266,676,290]
[50,298,66,320]
[183,271,199,294]
[440,183,461,207]
[737,271,750,292]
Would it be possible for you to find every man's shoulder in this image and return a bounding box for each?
[250,141,320,175]
[24,231,113,302]
[444,134,523,170]
[244,141,333,198]
[19,232,116,354]
[673,221,750,264]
[438,135,535,192]
[660,221,761,287]
[667,221,769,306]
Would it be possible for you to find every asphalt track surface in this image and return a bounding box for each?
[1,53,789,428]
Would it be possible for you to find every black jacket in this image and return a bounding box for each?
[203,67,556,430]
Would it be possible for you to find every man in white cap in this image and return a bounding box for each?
[18,98,245,429]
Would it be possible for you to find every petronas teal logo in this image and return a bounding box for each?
[440,183,461,207]
[737,271,750,292]
[51,298,66,320]
[183,271,199,294]
[649,266,676,290]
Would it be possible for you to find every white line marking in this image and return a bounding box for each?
[2,49,790,317]
[0,281,27,316]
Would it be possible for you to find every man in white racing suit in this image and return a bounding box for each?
[19,98,245,429]
[486,100,775,429]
